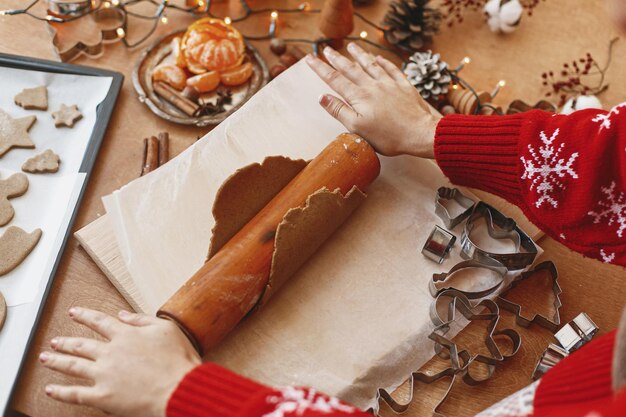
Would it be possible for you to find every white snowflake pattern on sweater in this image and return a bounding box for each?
[592,102,626,130]
[588,182,626,238]
[264,387,355,417]
[475,380,539,417]
[520,129,579,208]
[600,249,616,264]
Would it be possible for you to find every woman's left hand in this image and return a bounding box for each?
[40,307,201,417]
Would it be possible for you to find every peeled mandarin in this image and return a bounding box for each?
[220,62,253,86]
[186,71,221,93]
[152,64,188,90]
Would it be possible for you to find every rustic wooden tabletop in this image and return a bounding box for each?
[1,0,624,416]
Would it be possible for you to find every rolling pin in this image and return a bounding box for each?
[158,133,380,354]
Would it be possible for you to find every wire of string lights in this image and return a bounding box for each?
[0,0,398,54]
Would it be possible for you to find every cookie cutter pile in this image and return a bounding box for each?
[371,187,598,416]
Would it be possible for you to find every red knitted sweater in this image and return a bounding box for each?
[167,105,626,417]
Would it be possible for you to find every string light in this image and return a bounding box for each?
[1,0,403,58]
[491,79,506,98]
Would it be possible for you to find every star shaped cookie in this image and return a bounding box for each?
[52,104,82,128]
[0,108,36,157]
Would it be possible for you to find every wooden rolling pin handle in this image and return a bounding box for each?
[158,133,380,354]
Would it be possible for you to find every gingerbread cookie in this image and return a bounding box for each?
[0,226,42,276]
[0,291,6,332]
[0,173,29,226]
[52,104,82,128]
[14,86,48,110]
[0,108,36,157]
[22,149,60,174]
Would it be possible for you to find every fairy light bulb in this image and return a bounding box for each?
[270,10,278,19]
[463,56,471,64]
[111,0,119,5]
[103,1,111,8]
[299,2,310,10]
[161,15,168,24]
[452,84,459,90]
[198,0,205,6]
[359,30,368,39]
[491,79,506,98]
[498,80,506,87]
[224,16,232,24]
[116,27,125,38]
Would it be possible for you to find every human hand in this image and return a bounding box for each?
[306,43,441,158]
[40,307,201,417]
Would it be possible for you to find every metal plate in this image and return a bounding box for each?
[133,30,269,127]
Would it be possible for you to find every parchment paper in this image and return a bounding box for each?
[0,67,112,305]
[103,60,539,410]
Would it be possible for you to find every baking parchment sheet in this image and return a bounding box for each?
[0,66,112,306]
[103,60,539,410]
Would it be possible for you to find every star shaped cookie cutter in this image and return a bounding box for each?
[496,261,562,332]
[429,289,522,385]
[461,202,538,270]
[47,6,127,62]
[429,258,508,299]
[435,187,476,229]
[369,337,471,417]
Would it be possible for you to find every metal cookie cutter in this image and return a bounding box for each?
[532,343,569,380]
[430,258,508,299]
[435,187,475,229]
[461,202,538,270]
[496,261,563,332]
[429,290,522,384]
[369,340,471,417]
[422,225,456,264]
[554,312,599,353]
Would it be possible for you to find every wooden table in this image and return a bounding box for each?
[2,0,625,416]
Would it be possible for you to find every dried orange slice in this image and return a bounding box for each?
[181,18,245,73]
[186,71,220,93]
[152,64,187,90]
[220,62,253,86]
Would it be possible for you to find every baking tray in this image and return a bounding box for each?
[0,52,123,417]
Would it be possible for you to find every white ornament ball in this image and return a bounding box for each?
[484,0,523,34]
[560,95,603,114]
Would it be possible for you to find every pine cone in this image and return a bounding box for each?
[403,51,451,100]
[383,0,442,52]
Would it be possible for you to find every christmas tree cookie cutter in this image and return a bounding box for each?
[47,6,127,62]
[496,261,563,332]
[435,186,475,229]
[461,202,538,270]
[429,289,521,384]
[429,258,508,299]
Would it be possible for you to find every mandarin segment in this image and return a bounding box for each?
[220,62,253,86]
[187,71,221,93]
[152,64,188,90]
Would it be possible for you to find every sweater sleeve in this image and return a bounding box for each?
[167,363,366,417]
[434,103,626,267]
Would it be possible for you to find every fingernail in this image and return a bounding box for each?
[305,53,315,63]
[347,42,356,51]
[50,338,58,349]
[319,94,331,107]
[39,352,50,363]
[45,385,53,396]
[118,310,130,319]
[323,46,333,55]
[68,307,77,317]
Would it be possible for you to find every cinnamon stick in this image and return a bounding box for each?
[158,132,169,167]
[153,81,199,117]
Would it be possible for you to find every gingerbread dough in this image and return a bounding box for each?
[0,173,29,226]
[22,149,60,174]
[14,86,48,110]
[0,108,36,157]
[208,156,367,309]
[0,291,6,332]
[52,104,82,127]
[0,226,42,276]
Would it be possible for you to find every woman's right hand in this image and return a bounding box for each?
[306,43,441,158]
